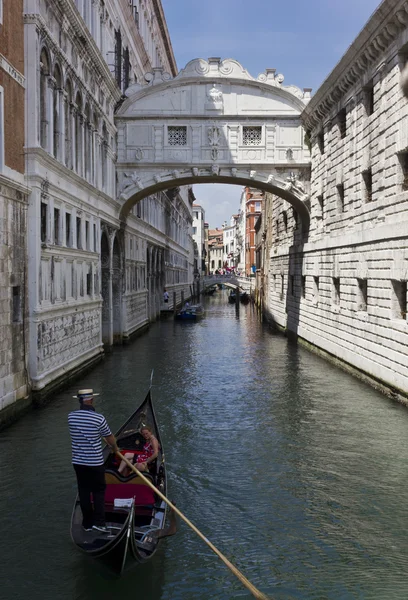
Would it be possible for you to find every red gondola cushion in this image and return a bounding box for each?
[105,483,155,506]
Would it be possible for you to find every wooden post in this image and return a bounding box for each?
[236,287,240,307]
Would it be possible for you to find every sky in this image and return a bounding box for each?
[161,0,381,228]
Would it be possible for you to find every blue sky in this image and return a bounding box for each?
[162,0,381,227]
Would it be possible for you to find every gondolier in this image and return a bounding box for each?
[68,389,118,533]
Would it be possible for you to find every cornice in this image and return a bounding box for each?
[25,3,121,103]
[151,0,178,77]
[302,0,408,130]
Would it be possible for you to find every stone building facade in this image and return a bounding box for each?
[192,202,205,276]
[0,0,30,421]
[21,0,191,403]
[265,0,408,399]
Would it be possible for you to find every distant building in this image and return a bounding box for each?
[208,228,224,273]
[192,203,206,276]
[244,188,264,276]
[223,217,238,269]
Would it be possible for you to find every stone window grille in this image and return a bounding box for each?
[313,276,320,304]
[332,277,340,306]
[364,81,374,117]
[338,108,347,139]
[357,278,368,311]
[317,130,324,154]
[391,280,407,320]
[86,266,92,295]
[243,126,262,146]
[12,286,21,323]
[398,151,408,191]
[362,168,372,202]
[336,183,345,213]
[168,126,187,146]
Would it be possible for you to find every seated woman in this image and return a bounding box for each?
[118,425,159,475]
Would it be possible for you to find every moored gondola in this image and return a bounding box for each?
[70,380,174,574]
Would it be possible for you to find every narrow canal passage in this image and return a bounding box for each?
[1,290,408,599]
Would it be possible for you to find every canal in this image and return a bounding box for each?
[1,290,408,599]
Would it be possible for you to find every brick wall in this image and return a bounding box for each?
[0,0,25,174]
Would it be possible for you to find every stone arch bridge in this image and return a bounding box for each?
[115,57,312,230]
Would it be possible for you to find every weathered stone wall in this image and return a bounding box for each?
[266,0,408,399]
[0,183,28,414]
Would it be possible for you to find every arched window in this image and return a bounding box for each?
[75,92,83,174]
[65,79,73,169]
[84,103,90,181]
[53,64,62,160]
[101,123,108,191]
[39,48,50,149]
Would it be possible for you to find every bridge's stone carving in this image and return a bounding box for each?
[117,58,312,227]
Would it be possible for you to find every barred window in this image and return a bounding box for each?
[168,126,187,146]
[243,126,262,146]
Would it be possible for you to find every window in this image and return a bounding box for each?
[85,220,89,250]
[317,194,324,220]
[255,202,261,212]
[12,286,21,323]
[194,211,198,219]
[192,227,197,235]
[332,277,340,306]
[115,30,122,88]
[280,274,284,300]
[362,168,372,202]
[86,268,92,295]
[364,81,374,116]
[41,202,48,243]
[391,280,407,320]
[54,208,60,245]
[398,151,408,191]
[357,278,368,311]
[243,126,262,146]
[283,211,288,232]
[317,130,324,154]
[313,276,319,304]
[168,126,187,146]
[66,213,71,247]
[93,223,97,251]
[301,275,306,299]
[336,183,345,213]
[76,216,82,249]
[123,47,130,91]
[338,108,347,139]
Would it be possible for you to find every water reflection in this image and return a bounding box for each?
[1,290,408,599]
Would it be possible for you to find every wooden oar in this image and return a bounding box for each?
[116,451,270,600]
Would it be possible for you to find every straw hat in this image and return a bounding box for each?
[73,388,100,399]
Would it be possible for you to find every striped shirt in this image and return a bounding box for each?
[68,407,112,466]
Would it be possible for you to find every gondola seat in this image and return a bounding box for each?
[105,483,155,507]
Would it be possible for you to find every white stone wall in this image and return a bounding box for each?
[266,0,408,398]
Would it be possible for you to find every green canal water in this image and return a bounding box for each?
[1,291,408,599]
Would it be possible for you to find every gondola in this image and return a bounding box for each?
[70,380,176,574]
[175,304,205,320]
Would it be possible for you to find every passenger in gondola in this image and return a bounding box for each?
[118,425,159,475]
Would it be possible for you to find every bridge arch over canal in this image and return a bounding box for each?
[115,57,312,231]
